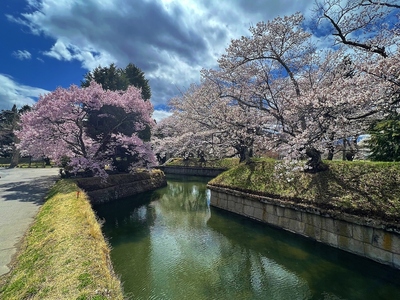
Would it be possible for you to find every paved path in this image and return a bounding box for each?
[0,168,59,276]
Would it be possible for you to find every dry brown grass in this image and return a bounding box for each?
[0,180,124,300]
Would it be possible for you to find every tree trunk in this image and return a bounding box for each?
[238,146,253,164]
[345,151,355,161]
[9,147,20,168]
[305,147,328,173]
[342,138,347,161]
[327,135,335,160]
[327,150,334,160]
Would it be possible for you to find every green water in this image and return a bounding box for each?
[94,175,400,300]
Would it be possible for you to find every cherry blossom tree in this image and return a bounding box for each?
[200,10,400,169]
[154,9,400,169]
[315,0,399,58]
[200,13,344,170]
[315,0,400,138]
[152,78,275,164]
[152,108,236,165]
[17,81,156,178]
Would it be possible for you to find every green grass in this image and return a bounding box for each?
[0,164,55,168]
[209,159,400,222]
[0,180,124,300]
[0,157,54,168]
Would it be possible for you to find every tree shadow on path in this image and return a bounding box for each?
[0,176,58,204]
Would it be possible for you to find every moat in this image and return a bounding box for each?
[94,175,400,299]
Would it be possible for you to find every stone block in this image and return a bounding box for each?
[392,233,400,255]
[335,220,352,238]
[382,232,394,252]
[321,217,335,233]
[265,213,279,226]
[311,214,322,228]
[243,205,254,217]
[234,201,244,214]
[284,208,302,222]
[276,206,285,217]
[353,225,373,243]
[243,199,254,208]
[207,189,400,270]
[227,199,235,211]
[304,224,314,238]
[303,224,322,241]
[303,212,322,227]
[254,207,263,221]
[364,244,392,264]
[265,204,275,215]
[338,235,364,255]
[219,198,228,209]
[252,200,263,210]
[278,216,290,229]
[371,228,384,248]
[302,212,313,225]
[210,195,218,206]
[371,228,395,251]
[288,219,305,234]
[393,253,400,269]
[314,225,322,241]
[321,229,338,247]
[261,206,268,223]
[219,193,228,200]
[227,194,236,203]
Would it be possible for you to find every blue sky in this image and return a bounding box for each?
[1,0,317,121]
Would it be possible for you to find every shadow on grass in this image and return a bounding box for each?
[305,165,400,221]
[214,159,400,221]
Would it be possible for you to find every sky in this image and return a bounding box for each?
[1,0,315,121]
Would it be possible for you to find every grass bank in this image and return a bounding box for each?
[0,180,124,300]
[209,159,400,223]
[0,157,53,168]
[166,157,240,169]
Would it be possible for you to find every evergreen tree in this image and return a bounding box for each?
[81,63,151,100]
[368,113,400,161]
[0,105,31,167]
[81,63,128,91]
[82,63,152,142]
[124,63,151,100]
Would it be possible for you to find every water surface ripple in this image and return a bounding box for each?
[94,175,400,300]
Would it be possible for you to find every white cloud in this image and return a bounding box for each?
[43,40,73,60]
[10,0,315,107]
[12,50,32,60]
[153,109,172,122]
[0,74,49,111]
[43,40,115,70]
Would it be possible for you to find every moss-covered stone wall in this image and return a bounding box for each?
[157,166,226,177]
[209,184,400,270]
[76,170,167,204]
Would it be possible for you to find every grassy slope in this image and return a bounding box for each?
[0,180,124,300]
[166,157,240,168]
[209,159,400,223]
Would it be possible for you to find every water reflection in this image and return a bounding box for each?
[94,175,400,300]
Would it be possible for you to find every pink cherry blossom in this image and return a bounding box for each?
[17,81,156,178]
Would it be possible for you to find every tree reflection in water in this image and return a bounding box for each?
[95,175,400,300]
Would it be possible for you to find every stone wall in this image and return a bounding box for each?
[208,184,400,269]
[76,171,167,204]
[156,166,226,177]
